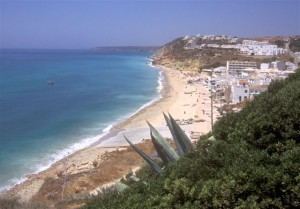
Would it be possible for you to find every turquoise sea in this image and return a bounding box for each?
[0,49,161,191]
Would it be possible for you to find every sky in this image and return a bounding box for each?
[0,0,299,49]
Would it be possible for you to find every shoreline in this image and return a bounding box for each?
[1,62,220,203]
[112,66,170,130]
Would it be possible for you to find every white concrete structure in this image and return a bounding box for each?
[260,63,270,70]
[237,40,287,56]
[183,34,240,50]
[182,36,190,40]
[249,77,272,86]
[270,61,286,71]
[226,61,257,75]
[220,45,238,49]
[285,62,297,71]
[231,85,250,104]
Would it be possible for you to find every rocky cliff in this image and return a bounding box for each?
[151,37,203,71]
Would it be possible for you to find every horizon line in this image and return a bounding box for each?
[0,46,162,50]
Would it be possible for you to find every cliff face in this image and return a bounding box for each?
[151,38,203,71]
[151,36,240,71]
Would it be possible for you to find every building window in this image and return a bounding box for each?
[244,96,247,99]
[245,90,248,93]
[239,96,242,102]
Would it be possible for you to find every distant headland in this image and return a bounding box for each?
[91,46,160,53]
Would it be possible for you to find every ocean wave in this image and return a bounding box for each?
[103,124,113,133]
[124,69,163,119]
[116,94,147,100]
[157,70,164,96]
[146,58,164,97]
[146,57,155,68]
[105,65,163,129]
[0,177,27,193]
[124,96,160,121]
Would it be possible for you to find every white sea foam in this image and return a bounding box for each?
[0,95,163,193]
[103,124,113,133]
[157,70,164,96]
[146,58,164,97]
[124,68,164,119]
[0,177,27,193]
[147,58,156,68]
[124,97,159,121]
[105,62,164,128]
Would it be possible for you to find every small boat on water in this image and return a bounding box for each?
[48,80,54,85]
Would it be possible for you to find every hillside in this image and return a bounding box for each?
[152,35,294,71]
[82,70,300,208]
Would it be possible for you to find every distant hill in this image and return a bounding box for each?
[91,46,160,53]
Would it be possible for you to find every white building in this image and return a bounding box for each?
[260,63,270,70]
[270,61,286,71]
[238,40,287,56]
[285,62,297,71]
[231,85,250,104]
[182,36,190,40]
[226,61,257,75]
[249,77,272,86]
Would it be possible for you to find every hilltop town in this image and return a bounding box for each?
[183,35,288,55]
[152,34,299,70]
[153,34,300,111]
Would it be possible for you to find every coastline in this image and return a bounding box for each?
[1,62,220,204]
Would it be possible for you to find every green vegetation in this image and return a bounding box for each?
[125,135,163,174]
[290,37,300,52]
[273,40,285,48]
[147,120,180,163]
[166,113,193,155]
[124,114,193,176]
[83,69,300,208]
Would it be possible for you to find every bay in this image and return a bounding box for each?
[0,49,160,191]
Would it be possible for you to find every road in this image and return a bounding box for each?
[286,42,300,66]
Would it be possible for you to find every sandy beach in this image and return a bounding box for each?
[1,65,221,206]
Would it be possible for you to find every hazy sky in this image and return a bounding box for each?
[0,0,299,49]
